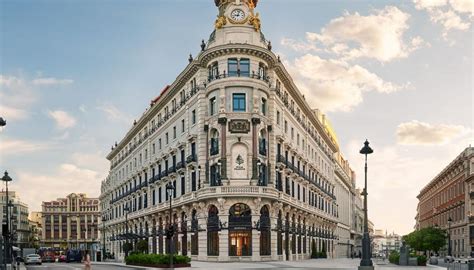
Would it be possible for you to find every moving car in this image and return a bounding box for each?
[24,254,42,265]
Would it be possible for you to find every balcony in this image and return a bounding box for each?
[160,170,169,178]
[176,161,186,172]
[168,166,177,175]
[207,71,270,84]
[186,154,197,164]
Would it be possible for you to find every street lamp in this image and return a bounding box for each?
[359,140,373,270]
[165,182,175,269]
[1,171,12,267]
[124,206,130,258]
[448,217,452,257]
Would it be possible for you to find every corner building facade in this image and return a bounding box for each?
[100,0,342,262]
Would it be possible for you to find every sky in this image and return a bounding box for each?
[0,0,472,235]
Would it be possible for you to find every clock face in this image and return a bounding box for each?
[230,9,245,21]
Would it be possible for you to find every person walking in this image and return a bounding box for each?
[84,250,91,270]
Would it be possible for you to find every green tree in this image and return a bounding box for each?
[403,227,446,253]
[136,240,148,254]
[123,242,134,254]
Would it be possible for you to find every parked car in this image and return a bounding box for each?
[42,254,55,263]
[58,254,67,262]
[66,249,82,263]
[24,254,42,265]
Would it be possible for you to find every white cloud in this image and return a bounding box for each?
[281,6,426,62]
[284,54,405,112]
[97,103,132,124]
[48,110,77,129]
[397,120,469,145]
[32,77,74,86]
[0,74,74,121]
[414,0,473,40]
[0,138,52,155]
[10,163,105,212]
[0,105,29,120]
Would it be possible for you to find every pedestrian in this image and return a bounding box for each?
[84,250,91,270]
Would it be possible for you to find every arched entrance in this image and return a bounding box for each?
[228,203,252,256]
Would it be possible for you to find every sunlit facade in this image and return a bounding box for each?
[100,0,345,262]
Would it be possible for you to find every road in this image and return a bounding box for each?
[25,263,141,270]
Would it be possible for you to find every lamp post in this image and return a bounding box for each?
[1,171,12,268]
[101,217,106,261]
[359,140,373,270]
[124,206,130,258]
[448,217,452,257]
[166,182,175,269]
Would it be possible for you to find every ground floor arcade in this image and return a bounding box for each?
[104,197,337,262]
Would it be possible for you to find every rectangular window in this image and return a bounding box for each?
[228,58,238,77]
[192,110,196,124]
[158,187,162,203]
[181,119,185,133]
[210,97,216,116]
[240,58,250,77]
[159,139,162,149]
[261,98,267,115]
[173,126,177,139]
[165,133,169,144]
[232,93,246,112]
[277,111,280,125]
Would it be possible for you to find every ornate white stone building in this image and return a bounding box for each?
[100,0,349,262]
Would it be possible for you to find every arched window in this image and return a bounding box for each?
[277,211,283,255]
[229,203,252,256]
[191,209,198,255]
[297,216,302,254]
[292,214,296,254]
[285,213,290,260]
[260,206,271,256]
[207,205,219,256]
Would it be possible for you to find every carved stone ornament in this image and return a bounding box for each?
[229,119,250,133]
[215,16,227,29]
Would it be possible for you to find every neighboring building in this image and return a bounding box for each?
[372,230,401,256]
[351,188,364,257]
[0,191,30,248]
[334,151,355,258]
[41,193,100,250]
[416,146,474,257]
[100,0,346,262]
[28,212,42,248]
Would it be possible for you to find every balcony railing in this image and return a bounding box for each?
[186,154,197,163]
[110,85,202,170]
[207,70,270,84]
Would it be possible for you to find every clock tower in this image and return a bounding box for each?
[208,0,267,49]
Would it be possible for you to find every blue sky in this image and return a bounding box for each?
[0,0,472,235]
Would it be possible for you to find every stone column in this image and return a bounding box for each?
[197,210,207,260]
[270,213,278,260]
[218,214,229,261]
[204,124,210,186]
[218,117,228,181]
[251,118,261,181]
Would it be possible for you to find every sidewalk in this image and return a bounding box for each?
[93,258,449,270]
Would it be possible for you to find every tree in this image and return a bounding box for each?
[403,227,446,253]
[136,240,148,254]
[123,242,133,254]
